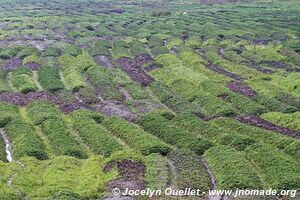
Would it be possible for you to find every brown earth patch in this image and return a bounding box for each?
[93,100,137,122]
[104,160,146,193]
[236,115,300,139]
[3,57,22,72]
[226,81,257,97]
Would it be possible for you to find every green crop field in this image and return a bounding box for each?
[0,0,299,199]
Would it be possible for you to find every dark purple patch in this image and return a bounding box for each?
[205,64,243,81]
[25,62,41,70]
[104,159,146,193]
[3,57,22,72]
[116,57,154,87]
[134,54,153,66]
[0,91,88,114]
[226,81,257,97]
[236,115,300,139]
[59,102,83,113]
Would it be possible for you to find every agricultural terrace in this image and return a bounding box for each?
[0,0,299,199]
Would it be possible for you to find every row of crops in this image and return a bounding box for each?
[0,45,299,118]
[0,100,299,193]
[0,0,299,199]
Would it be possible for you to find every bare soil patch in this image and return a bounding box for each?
[236,115,300,139]
[116,57,154,86]
[3,57,22,72]
[25,62,41,70]
[134,54,153,66]
[93,100,137,122]
[0,91,85,113]
[105,159,146,193]
[205,64,243,81]
[226,81,257,97]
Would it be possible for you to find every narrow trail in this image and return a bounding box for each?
[118,86,132,101]
[0,130,13,162]
[200,156,227,200]
[0,130,26,198]
[165,158,177,189]
[75,92,84,103]
[8,162,26,199]
[98,94,104,102]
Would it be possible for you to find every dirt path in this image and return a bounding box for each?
[0,130,13,162]
[7,159,27,199]
[200,156,226,200]
[118,86,132,101]
[165,158,178,189]
[0,130,26,198]
[104,160,146,200]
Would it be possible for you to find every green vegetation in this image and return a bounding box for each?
[0,0,299,198]
[26,101,62,125]
[167,149,210,194]
[245,143,300,189]
[68,110,123,157]
[6,120,48,160]
[0,103,21,127]
[261,112,300,132]
[38,66,64,92]
[204,146,262,189]
[0,46,19,59]
[149,81,203,114]
[22,54,41,65]
[89,40,111,57]
[11,67,38,93]
[58,53,93,91]
[172,114,256,151]
[85,66,123,100]
[0,161,20,199]
[41,118,87,159]
[145,153,169,190]
[102,116,171,155]
[0,70,10,93]
[0,136,6,162]
[139,111,213,155]
[210,117,296,150]
[13,156,117,199]
[77,86,99,104]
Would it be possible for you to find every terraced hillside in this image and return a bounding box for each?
[0,0,299,199]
